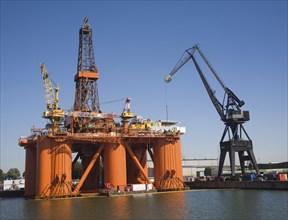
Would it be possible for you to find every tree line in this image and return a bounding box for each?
[0,168,24,182]
[0,162,83,182]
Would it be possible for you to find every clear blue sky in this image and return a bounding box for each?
[1,1,287,174]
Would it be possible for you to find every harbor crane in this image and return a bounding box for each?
[165,44,259,176]
[40,63,64,130]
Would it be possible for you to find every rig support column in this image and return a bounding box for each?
[36,137,52,198]
[24,145,37,197]
[153,138,184,190]
[104,142,127,187]
[50,142,72,197]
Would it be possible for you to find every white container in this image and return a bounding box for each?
[146,184,153,190]
[131,184,146,191]
[3,179,25,190]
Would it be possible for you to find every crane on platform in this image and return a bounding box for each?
[121,97,134,119]
[164,44,259,176]
[40,63,64,130]
[121,97,134,133]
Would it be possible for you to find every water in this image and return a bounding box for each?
[1,190,287,220]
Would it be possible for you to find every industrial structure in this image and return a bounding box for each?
[19,18,186,199]
[165,44,259,177]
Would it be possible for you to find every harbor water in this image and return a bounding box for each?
[1,189,287,219]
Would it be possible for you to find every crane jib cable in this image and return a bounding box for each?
[100,97,126,105]
[165,83,169,120]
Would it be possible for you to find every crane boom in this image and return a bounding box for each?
[165,45,225,119]
[40,63,64,127]
[190,55,224,119]
[40,63,55,110]
[164,44,248,123]
[195,45,226,91]
[165,47,197,83]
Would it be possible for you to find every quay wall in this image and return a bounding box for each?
[185,181,288,190]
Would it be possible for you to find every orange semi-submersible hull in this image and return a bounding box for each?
[19,130,186,199]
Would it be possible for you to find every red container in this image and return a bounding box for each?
[277,174,287,181]
[125,184,132,192]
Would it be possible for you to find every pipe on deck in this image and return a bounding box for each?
[104,143,127,187]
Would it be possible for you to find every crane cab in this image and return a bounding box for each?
[225,110,250,122]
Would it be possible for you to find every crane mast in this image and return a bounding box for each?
[165,44,259,176]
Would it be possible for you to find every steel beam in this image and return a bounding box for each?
[72,144,104,194]
[124,143,152,184]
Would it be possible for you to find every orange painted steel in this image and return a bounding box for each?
[126,144,148,184]
[153,139,184,190]
[74,71,99,81]
[122,119,129,133]
[24,145,37,197]
[50,143,72,197]
[104,143,127,187]
[80,146,101,191]
[18,18,187,199]
[20,131,184,198]
[36,137,52,198]
[73,144,104,194]
[125,143,151,184]
[174,140,183,179]
[35,138,73,198]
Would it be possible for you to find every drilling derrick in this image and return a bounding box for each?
[74,17,100,112]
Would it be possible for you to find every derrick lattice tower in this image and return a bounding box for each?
[74,17,100,112]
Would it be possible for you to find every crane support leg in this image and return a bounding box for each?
[247,150,260,174]
[238,151,246,174]
[218,149,226,176]
[229,149,236,176]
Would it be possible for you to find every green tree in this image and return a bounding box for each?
[72,161,82,179]
[204,167,212,176]
[0,169,5,182]
[6,168,21,180]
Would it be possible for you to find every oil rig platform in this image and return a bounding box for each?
[19,18,186,199]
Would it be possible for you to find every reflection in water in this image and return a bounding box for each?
[1,190,287,220]
[22,198,73,219]
[149,192,189,219]
[107,196,130,219]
